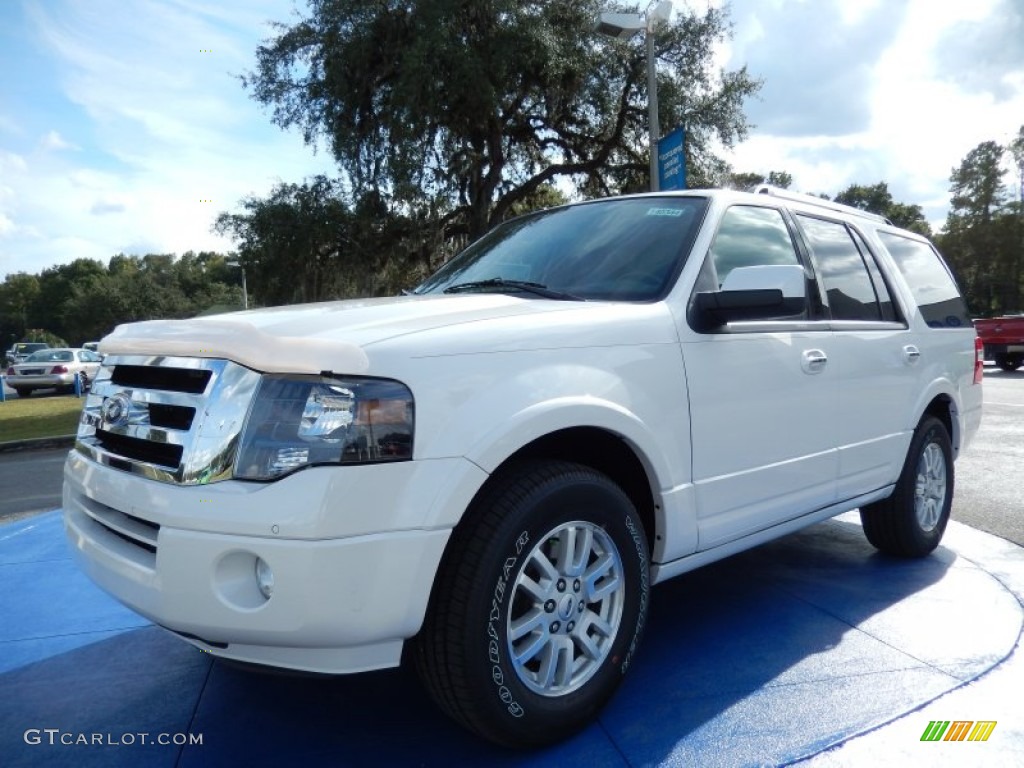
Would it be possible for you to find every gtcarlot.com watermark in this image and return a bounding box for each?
[24,729,203,747]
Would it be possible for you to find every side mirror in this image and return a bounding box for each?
[694,264,807,329]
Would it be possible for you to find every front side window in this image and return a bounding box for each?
[796,215,882,322]
[415,196,708,302]
[707,205,802,287]
[876,232,971,329]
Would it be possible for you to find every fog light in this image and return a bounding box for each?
[255,557,275,599]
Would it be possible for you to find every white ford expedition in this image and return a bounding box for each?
[64,188,982,747]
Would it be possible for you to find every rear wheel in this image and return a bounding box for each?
[14,388,31,398]
[414,461,650,748]
[860,416,953,557]
[996,354,1022,372]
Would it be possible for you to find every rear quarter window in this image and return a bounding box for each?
[876,232,970,329]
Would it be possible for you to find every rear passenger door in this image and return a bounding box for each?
[682,204,839,550]
[792,214,917,499]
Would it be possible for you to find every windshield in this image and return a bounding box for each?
[416,196,708,301]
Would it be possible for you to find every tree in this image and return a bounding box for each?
[766,171,793,189]
[949,141,1007,227]
[2,253,245,345]
[939,137,1023,314]
[0,273,40,340]
[242,0,759,243]
[214,176,353,305]
[833,182,931,236]
[727,170,792,191]
[1011,126,1024,204]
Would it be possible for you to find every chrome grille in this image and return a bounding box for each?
[75,355,262,485]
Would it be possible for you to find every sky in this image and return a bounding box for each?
[1,0,1023,280]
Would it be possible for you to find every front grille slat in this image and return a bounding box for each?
[148,403,196,430]
[96,429,184,468]
[111,365,212,394]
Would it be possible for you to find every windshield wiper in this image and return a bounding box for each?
[443,278,583,301]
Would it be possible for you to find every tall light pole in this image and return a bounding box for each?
[226,259,249,310]
[597,2,674,192]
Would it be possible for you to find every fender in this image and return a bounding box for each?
[465,395,676,484]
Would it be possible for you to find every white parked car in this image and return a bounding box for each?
[6,347,103,397]
[63,188,982,747]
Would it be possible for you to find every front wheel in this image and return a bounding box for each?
[860,416,953,557]
[414,461,650,748]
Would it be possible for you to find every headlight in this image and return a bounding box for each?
[234,375,414,481]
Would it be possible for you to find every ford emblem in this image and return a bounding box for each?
[101,393,133,427]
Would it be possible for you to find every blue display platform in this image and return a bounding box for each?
[2,511,1022,767]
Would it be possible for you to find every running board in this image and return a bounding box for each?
[650,485,895,585]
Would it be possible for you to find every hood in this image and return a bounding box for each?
[99,294,587,375]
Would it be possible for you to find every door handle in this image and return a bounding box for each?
[802,349,828,374]
[903,345,921,364]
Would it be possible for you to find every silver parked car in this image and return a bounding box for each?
[5,348,103,397]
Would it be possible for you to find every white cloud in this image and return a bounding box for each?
[722,0,1024,226]
[1,0,336,277]
[0,213,14,236]
[39,130,77,151]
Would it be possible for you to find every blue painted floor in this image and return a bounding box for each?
[2,510,1022,767]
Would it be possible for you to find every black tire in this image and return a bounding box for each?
[14,388,31,398]
[860,416,953,557]
[997,355,1022,372]
[414,461,650,748]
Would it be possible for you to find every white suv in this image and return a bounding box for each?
[63,188,982,747]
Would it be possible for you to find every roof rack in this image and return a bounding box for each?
[753,185,893,225]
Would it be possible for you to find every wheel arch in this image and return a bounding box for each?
[919,392,959,457]
[496,427,660,556]
[429,426,664,605]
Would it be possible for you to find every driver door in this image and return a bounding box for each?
[680,204,839,550]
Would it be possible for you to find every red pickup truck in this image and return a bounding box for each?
[975,315,1024,371]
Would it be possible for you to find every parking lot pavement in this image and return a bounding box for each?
[2,509,1022,767]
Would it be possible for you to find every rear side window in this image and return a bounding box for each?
[876,233,971,329]
[849,229,899,322]
[796,215,883,322]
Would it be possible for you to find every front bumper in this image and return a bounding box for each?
[62,451,486,673]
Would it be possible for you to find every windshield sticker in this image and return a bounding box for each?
[646,207,685,217]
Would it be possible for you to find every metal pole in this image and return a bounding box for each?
[241,267,249,310]
[646,28,660,192]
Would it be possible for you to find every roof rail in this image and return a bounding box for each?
[753,185,893,225]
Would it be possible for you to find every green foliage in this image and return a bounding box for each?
[937,132,1024,315]
[242,0,760,243]
[20,329,67,347]
[0,252,244,346]
[214,176,443,304]
[727,170,792,191]
[833,182,931,235]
